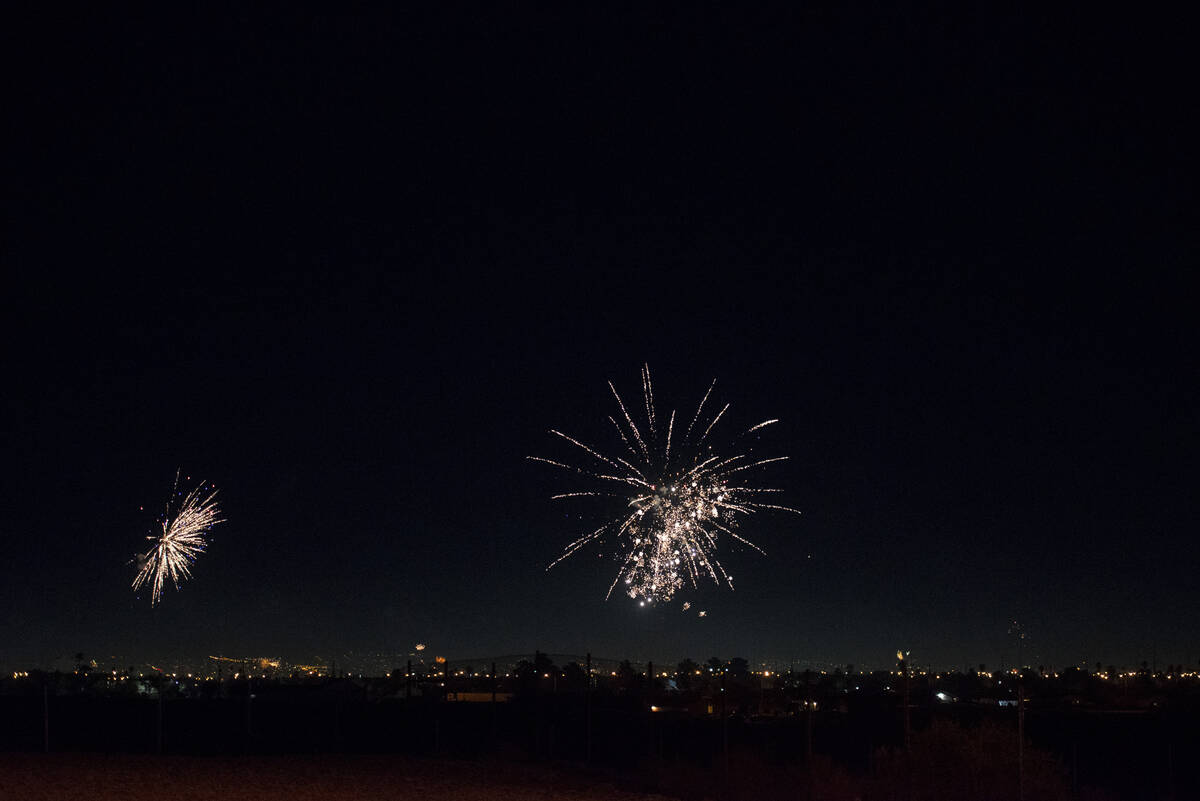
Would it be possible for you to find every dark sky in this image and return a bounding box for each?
[5,6,1196,672]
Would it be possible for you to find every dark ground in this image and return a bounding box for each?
[0,753,672,801]
[3,673,1197,800]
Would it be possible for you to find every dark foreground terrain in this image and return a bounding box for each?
[3,666,1197,800]
[0,753,671,801]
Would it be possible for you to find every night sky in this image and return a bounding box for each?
[5,6,1196,672]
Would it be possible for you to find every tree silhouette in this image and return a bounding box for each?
[561,661,587,688]
[533,652,555,675]
[676,658,700,689]
[613,659,638,691]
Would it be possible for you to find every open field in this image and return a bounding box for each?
[0,754,672,801]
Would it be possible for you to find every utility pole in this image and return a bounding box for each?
[585,652,592,763]
[157,679,165,754]
[436,660,447,754]
[805,671,814,762]
[42,678,49,753]
[898,651,910,753]
[1018,672,1025,801]
[245,674,253,750]
[646,660,654,761]
[1012,622,1026,801]
[533,650,543,759]
[806,669,815,801]
[490,661,498,747]
[721,670,728,779]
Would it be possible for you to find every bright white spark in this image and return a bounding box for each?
[132,471,224,606]
[530,365,800,607]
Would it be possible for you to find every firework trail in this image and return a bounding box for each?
[530,365,799,605]
[132,471,224,606]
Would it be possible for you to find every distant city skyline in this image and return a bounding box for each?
[14,642,1196,680]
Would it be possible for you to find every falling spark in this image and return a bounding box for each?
[746,419,779,434]
[131,471,223,606]
[531,365,800,605]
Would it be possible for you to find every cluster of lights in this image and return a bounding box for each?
[532,365,798,605]
[23,657,1195,684]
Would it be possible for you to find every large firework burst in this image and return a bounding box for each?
[132,471,224,606]
[530,365,799,605]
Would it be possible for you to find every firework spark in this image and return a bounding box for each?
[132,471,224,606]
[531,365,799,605]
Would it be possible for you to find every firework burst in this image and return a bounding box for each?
[530,365,799,605]
[132,471,224,606]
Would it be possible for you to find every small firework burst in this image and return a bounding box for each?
[531,364,799,605]
[132,471,224,606]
